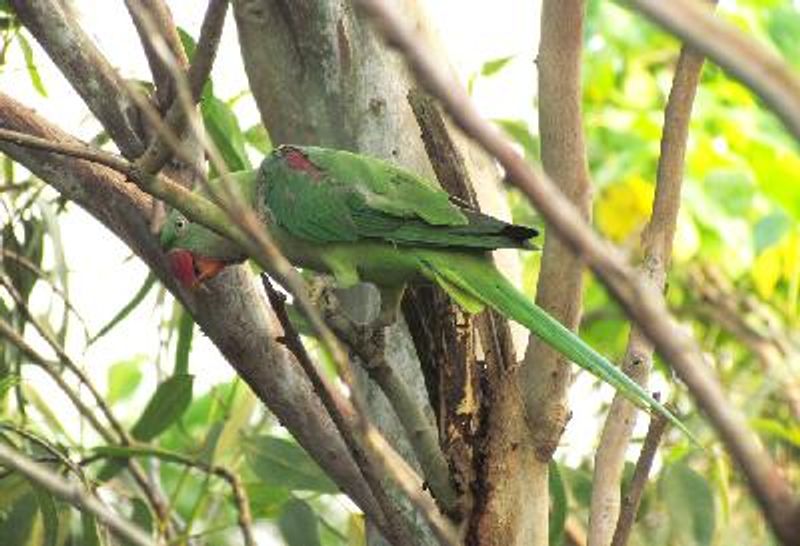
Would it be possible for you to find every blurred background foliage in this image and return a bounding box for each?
[0,0,798,545]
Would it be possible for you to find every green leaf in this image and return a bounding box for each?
[174,307,194,376]
[0,373,20,399]
[177,27,196,61]
[754,212,792,254]
[244,124,273,155]
[549,461,567,546]
[90,274,156,345]
[16,33,47,97]
[704,169,755,217]
[81,510,102,546]
[106,356,145,405]
[278,499,321,546]
[767,6,800,68]
[0,491,38,546]
[32,485,58,546]
[480,55,513,77]
[202,96,251,172]
[244,435,339,494]
[246,483,291,518]
[660,462,715,546]
[125,498,153,546]
[131,374,194,441]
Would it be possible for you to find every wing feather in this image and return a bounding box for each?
[261,146,537,249]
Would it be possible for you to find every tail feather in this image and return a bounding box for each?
[418,251,694,441]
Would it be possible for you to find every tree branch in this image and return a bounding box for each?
[588,18,712,545]
[522,3,592,544]
[609,411,669,546]
[0,442,156,546]
[623,0,800,144]
[124,0,189,109]
[354,1,800,543]
[9,0,145,157]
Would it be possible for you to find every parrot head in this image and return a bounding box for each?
[160,210,245,289]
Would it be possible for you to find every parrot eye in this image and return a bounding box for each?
[175,216,187,233]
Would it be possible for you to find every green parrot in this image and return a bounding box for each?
[160,144,690,436]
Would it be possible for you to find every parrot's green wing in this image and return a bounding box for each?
[261,145,537,250]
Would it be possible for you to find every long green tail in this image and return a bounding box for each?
[417,251,694,441]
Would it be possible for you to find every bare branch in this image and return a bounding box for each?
[0,442,156,546]
[520,2,592,543]
[124,0,189,109]
[9,0,145,157]
[624,0,800,144]
[589,20,712,546]
[610,411,669,546]
[354,1,800,543]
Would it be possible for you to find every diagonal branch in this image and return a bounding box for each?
[124,0,189,109]
[588,16,713,545]
[623,0,800,144]
[354,1,799,543]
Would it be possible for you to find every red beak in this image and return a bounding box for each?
[167,250,228,289]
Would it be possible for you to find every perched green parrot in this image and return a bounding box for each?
[160,145,690,436]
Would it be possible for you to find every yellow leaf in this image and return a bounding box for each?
[752,244,783,300]
[596,176,655,243]
[779,231,800,280]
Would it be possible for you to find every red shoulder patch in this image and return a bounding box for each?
[280,146,323,180]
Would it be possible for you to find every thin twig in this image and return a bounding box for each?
[0,315,174,533]
[588,17,713,546]
[93,444,255,546]
[354,1,799,543]
[0,442,156,546]
[124,0,189,109]
[610,412,669,546]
